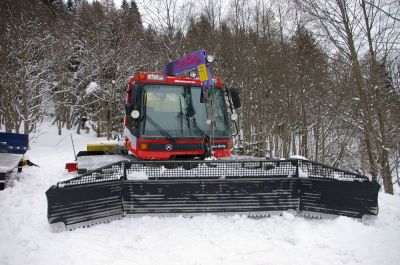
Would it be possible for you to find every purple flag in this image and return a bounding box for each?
[163,49,213,102]
[163,49,206,76]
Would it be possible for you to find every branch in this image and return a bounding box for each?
[364,0,400,22]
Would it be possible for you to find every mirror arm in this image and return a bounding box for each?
[125,104,133,115]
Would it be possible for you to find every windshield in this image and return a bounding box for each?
[141,85,230,137]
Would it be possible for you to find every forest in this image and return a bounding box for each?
[0,0,399,194]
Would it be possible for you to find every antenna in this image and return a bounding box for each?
[70,134,77,160]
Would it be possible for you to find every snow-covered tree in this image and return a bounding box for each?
[0,0,55,134]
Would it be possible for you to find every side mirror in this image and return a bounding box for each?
[230,87,241,109]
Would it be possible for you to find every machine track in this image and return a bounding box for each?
[46,159,380,232]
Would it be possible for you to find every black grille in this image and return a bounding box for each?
[58,159,369,187]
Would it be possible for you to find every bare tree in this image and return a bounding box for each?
[137,0,195,58]
[0,0,55,134]
[296,0,400,193]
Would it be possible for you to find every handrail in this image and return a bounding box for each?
[57,159,370,188]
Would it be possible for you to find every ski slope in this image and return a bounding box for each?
[1,122,399,265]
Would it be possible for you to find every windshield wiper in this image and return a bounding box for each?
[143,114,176,143]
[190,119,209,140]
[188,117,212,158]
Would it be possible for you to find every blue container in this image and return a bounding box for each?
[0,132,29,154]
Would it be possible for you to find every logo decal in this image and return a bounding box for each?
[165,144,173,151]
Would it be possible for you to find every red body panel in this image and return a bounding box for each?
[125,137,231,160]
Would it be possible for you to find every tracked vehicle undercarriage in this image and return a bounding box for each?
[46,159,380,231]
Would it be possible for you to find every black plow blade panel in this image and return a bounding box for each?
[299,178,380,218]
[46,181,123,227]
[45,159,382,231]
[123,178,300,215]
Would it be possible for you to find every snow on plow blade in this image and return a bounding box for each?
[46,160,380,231]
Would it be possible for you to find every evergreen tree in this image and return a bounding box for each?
[67,0,73,10]
[129,0,142,30]
[185,15,213,52]
[121,0,129,10]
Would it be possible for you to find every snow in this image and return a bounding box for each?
[289,155,309,160]
[1,122,400,265]
[298,167,308,178]
[0,153,23,173]
[126,171,148,180]
[77,154,128,172]
[86,81,100,94]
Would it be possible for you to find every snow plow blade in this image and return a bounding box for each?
[46,159,380,231]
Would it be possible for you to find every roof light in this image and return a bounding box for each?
[147,74,165,80]
[138,73,146,80]
[189,71,197,78]
[206,55,214,63]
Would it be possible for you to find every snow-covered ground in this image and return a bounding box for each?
[1,122,400,265]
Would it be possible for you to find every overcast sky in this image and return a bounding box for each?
[114,0,122,8]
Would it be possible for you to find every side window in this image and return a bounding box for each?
[128,83,140,135]
[130,83,139,107]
